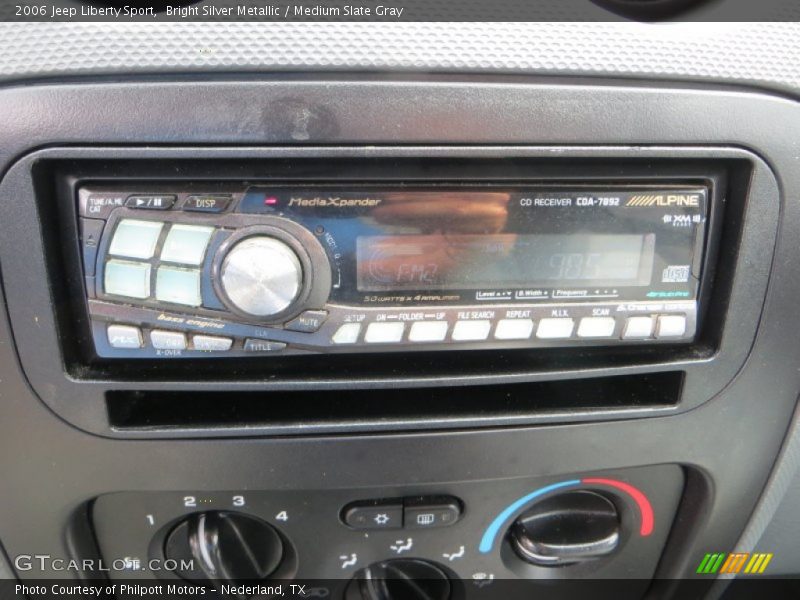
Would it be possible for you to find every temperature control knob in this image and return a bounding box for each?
[164,511,284,583]
[219,236,303,318]
[344,559,451,600]
[510,490,620,566]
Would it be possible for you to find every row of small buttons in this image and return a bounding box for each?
[107,325,233,351]
[109,219,214,265]
[82,193,232,218]
[332,315,687,344]
[126,194,232,213]
[106,325,291,353]
[342,496,462,531]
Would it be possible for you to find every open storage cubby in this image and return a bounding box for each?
[106,372,684,432]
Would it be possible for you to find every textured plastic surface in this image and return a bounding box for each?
[0,23,799,95]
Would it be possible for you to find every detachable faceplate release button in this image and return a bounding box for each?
[342,501,404,530]
[403,496,462,529]
[284,310,329,333]
[80,218,105,276]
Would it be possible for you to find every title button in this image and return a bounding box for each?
[244,339,287,353]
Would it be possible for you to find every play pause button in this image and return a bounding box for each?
[126,195,176,210]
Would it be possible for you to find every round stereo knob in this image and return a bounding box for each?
[220,236,303,318]
[344,559,451,600]
[509,490,620,566]
[164,511,284,583]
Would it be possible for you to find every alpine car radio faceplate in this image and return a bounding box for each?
[78,183,711,359]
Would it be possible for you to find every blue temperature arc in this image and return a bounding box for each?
[478,479,582,554]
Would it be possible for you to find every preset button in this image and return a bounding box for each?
[365,322,405,343]
[494,319,534,340]
[332,323,361,344]
[577,317,616,338]
[536,318,575,339]
[623,316,654,339]
[409,321,449,342]
[656,315,687,338]
[452,320,491,341]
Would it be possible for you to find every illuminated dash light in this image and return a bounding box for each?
[264,196,278,206]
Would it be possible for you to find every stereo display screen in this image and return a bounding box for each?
[356,233,656,292]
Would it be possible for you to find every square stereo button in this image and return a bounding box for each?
[104,260,151,299]
[160,224,215,265]
[108,219,163,259]
[155,267,202,306]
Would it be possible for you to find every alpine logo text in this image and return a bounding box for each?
[626,194,701,207]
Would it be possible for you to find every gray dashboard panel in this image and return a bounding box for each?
[0,22,800,95]
[0,77,795,591]
[0,19,799,590]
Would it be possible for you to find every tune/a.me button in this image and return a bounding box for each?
[494,319,534,340]
[452,320,492,341]
[577,317,616,338]
[536,318,575,339]
[408,321,449,342]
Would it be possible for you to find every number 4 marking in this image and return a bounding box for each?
[276,511,289,522]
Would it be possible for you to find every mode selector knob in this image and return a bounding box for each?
[344,559,451,600]
[219,236,303,318]
[164,511,284,583]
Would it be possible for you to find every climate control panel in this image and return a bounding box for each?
[89,466,683,597]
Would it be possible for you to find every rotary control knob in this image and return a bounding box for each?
[344,559,452,600]
[509,490,620,566]
[219,236,303,318]
[163,511,284,583]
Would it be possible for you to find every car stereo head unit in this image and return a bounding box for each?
[78,183,709,358]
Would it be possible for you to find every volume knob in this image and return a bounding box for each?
[220,236,303,318]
